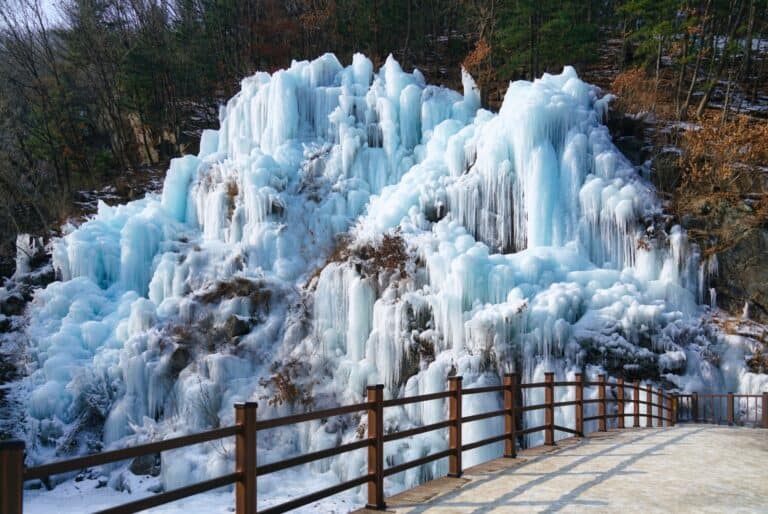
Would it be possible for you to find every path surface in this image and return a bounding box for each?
[360,425,768,513]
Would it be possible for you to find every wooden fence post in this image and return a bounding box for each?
[503,373,516,458]
[671,396,677,426]
[448,376,463,477]
[544,372,555,445]
[646,386,653,428]
[692,392,699,423]
[366,385,385,510]
[727,392,734,426]
[657,388,663,427]
[598,375,606,432]
[365,385,385,508]
[0,440,24,514]
[575,373,584,436]
[762,393,768,429]
[633,381,640,428]
[235,402,257,514]
[617,378,625,429]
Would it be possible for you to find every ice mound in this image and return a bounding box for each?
[10,53,763,505]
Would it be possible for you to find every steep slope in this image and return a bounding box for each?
[6,53,766,506]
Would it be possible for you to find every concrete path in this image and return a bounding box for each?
[361,425,768,513]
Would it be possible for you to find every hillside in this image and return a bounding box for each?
[2,51,767,512]
[0,1,767,512]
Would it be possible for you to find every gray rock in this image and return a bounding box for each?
[224,315,252,339]
[713,228,768,322]
[129,453,160,477]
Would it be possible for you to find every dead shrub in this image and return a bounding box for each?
[259,358,315,407]
[677,116,768,195]
[353,231,409,277]
[611,67,676,118]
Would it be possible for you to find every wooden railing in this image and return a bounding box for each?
[675,392,768,427]
[0,372,680,514]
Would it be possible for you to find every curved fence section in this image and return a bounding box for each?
[675,392,768,426]
[3,373,751,514]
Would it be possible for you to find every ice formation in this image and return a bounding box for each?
[8,53,766,507]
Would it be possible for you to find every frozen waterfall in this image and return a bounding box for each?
[10,52,766,508]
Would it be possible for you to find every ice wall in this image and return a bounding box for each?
[12,53,763,506]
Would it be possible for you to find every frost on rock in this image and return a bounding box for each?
[9,53,767,507]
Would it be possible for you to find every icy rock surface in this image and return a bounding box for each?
[9,53,765,507]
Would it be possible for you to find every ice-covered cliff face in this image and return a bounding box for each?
[12,53,767,503]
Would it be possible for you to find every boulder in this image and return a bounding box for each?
[129,453,160,477]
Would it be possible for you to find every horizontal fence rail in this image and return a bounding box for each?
[2,374,763,514]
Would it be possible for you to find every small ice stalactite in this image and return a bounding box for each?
[698,253,719,304]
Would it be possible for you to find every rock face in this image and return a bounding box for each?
[713,227,768,322]
[607,111,768,323]
[676,193,768,322]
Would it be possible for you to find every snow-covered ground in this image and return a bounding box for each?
[23,468,354,513]
[3,52,766,513]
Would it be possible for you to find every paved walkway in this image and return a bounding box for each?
[361,425,768,513]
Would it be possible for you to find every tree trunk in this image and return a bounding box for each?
[654,36,663,110]
[695,0,745,118]
[680,0,712,119]
[676,31,689,117]
[740,0,756,91]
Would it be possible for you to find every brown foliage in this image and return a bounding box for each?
[353,232,409,276]
[673,115,768,256]
[306,231,410,289]
[226,180,239,220]
[677,116,768,195]
[462,38,497,107]
[259,358,315,407]
[746,344,768,374]
[610,68,676,118]
[463,38,491,72]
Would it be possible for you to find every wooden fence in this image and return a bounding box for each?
[0,372,726,514]
[675,392,768,426]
